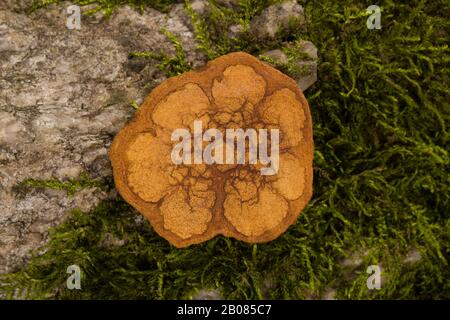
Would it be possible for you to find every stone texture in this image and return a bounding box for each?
[0,3,206,274]
[322,288,337,300]
[250,0,305,39]
[190,0,210,15]
[261,49,289,64]
[215,0,241,8]
[192,288,223,300]
[227,24,244,38]
[0,0,34,12]
[294,40,318,91]
[261,40,318,91]
[404,248,422,264]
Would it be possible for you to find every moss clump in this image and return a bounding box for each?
[184,0,294,59]
[29,0,177,15]
[2,0,449,299]
[130,28,192,77]
[17,173,107,197]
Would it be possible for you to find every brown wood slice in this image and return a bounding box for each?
[109,51,314,247]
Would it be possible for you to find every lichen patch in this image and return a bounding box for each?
[110,52,314,247]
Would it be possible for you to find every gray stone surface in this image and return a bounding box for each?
[294,40,318,91]
[215,0,241,8]
[322,288,336,300]
[250,0,305,39]
[0,3,205,274]
[192,288,223,300]
[261,40,318,91]
[261,49,289,64]
[227,24,244,38]
[404,248,422,264]
[190,0,210,15]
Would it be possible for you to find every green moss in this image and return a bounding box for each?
[29,0,177,15]
[130,100,140,110]
[259,39,314,79]
[183,0,288,58]
[17,173,107,197]
[130,28,193,77]
[2,0,449,299]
